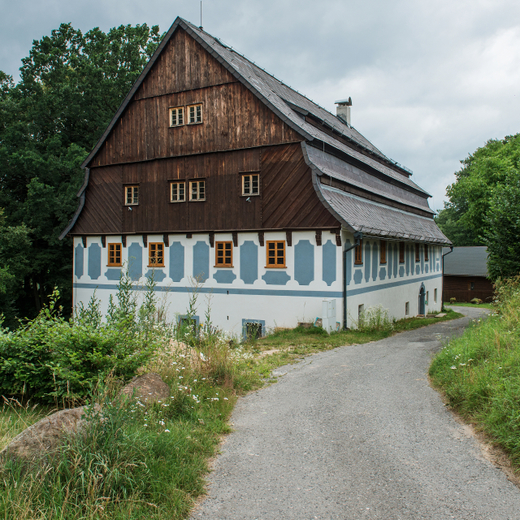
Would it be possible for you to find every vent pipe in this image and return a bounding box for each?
[335,97,352,126]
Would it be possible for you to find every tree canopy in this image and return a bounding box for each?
[0,23,161,327]
[436,133,520,279]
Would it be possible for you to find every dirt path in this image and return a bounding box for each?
[191,306,520,520]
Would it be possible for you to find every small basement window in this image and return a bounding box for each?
[266,241,286,268]
[170,107,184,127]
[125,185,139,206]
[242,173,260,196]
[242,319,265,341]
[189,180,205,201]
[405,301,410,315]
[188,104,203,124]
[215,241,233,267]
[148,242,164,267]
[108,243,122,267]
[170,181,186,202]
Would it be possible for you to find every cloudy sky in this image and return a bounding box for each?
[1,0,519,212]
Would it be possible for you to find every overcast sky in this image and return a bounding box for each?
[1,0,519,212]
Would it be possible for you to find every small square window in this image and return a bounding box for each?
[108,243,122,266]
[149,242,164,267]
[380,240,386,264]
[125,186,139,206]
[215,241,233,267]
[170,181,185,202]
[170,107,184,127]
[399,242,405,263]
[189,180,205,201]
[266,241,286,268]
[354,240,363,265]
[242,174,260,196]
[188,104,202,124]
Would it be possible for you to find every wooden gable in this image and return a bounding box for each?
[89,28,303,168]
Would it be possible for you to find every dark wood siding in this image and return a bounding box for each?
[73,143,339,235]
[443,276,494,302]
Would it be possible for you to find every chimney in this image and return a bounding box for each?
[335,97,352,126]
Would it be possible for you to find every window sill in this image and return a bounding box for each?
[265,265,287,269]
[147,265,165,268]
[107,264,123,268]
[215,265,234,268]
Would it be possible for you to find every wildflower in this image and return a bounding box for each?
[144,424,148,427]
[224,397,228,400]
[164,429,170,433]
[451,366,457,370]
[159,420,165,426]
[459,363,466,366]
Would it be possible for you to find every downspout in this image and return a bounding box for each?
[343,231,362,329]
[441,245,454,309]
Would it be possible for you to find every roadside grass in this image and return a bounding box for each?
[0,306,463,519]
[431,279,520,470]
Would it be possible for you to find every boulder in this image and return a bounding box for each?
[0,404,100,462]
[119,372,170,404]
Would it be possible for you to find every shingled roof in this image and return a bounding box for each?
[65,17,449,245]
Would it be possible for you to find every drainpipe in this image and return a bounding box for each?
[343,231,362,330]
[441,245,454,309]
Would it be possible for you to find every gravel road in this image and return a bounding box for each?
[191,307,520,520]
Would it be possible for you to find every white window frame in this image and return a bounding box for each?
[242,173,260,196]
[125,185,139,206]
[170,106,184,127]
[189,180,206,201]
[188,104,203,124]
[170,181,186,202]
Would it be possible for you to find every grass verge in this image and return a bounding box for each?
[1,308,463,519]
[431,280,520,472]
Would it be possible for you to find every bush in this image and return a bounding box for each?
[0,272,162,404]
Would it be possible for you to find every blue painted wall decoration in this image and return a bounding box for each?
[353,269,363,284]
[322,240,336,286]
[193,241,210,282]
[364,241,371,282]
[105,268,121,281]
[146,269,167,282]
[344,239,352,286]
[379,267,386,280]
[372,242,378,281]
[399,265,405,277]
[214,270,237,284]
[294,240,314,286]
[88,243,101,280]
[128,243,143,281]
[169,242,184,282]
[240,241,258,284]
[416,263,420,275]
[75,243,84,279]
[262,270,291,285]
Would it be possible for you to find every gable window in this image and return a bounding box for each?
[415,243,420,262]
[380,240,386,264]
[108,243,122,266]
[170,107,184,127]
[125,185,139,206]
[149,242,164,267]
[266,241,286,268]
[354,240,363,265]
[170,181,185,202]
[399,242,405,263]
[189,180,205,201]
[242,174,260,196]
[215,241,233,267]
[424,244,429,262]
[188,104,203,124]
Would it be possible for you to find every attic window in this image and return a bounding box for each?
[170,107,184,127]
[242,174,260,196]
[170,181,186,202]
[188,104,203,124]
[189,180,205,201]
[125,186,139,206]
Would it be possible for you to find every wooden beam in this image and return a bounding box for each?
[286,230,292,247]
[315,230,322,246]
[258,231,264,246]
[335,230,341,247]
[143,234,147,247]
[186,233,192,239]
[122,235,127,248]
[232,231,238,247]
[209,232,214,247]
[81,236,87,248]
[163,233,169,247]
[101,235,106,248]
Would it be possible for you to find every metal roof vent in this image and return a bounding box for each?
[335,97,352,126]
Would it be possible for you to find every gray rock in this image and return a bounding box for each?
[119,372,170,404]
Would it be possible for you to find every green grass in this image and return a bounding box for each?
[444,302,494,309]
[431,280,520,470]
[0,308,464,519]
